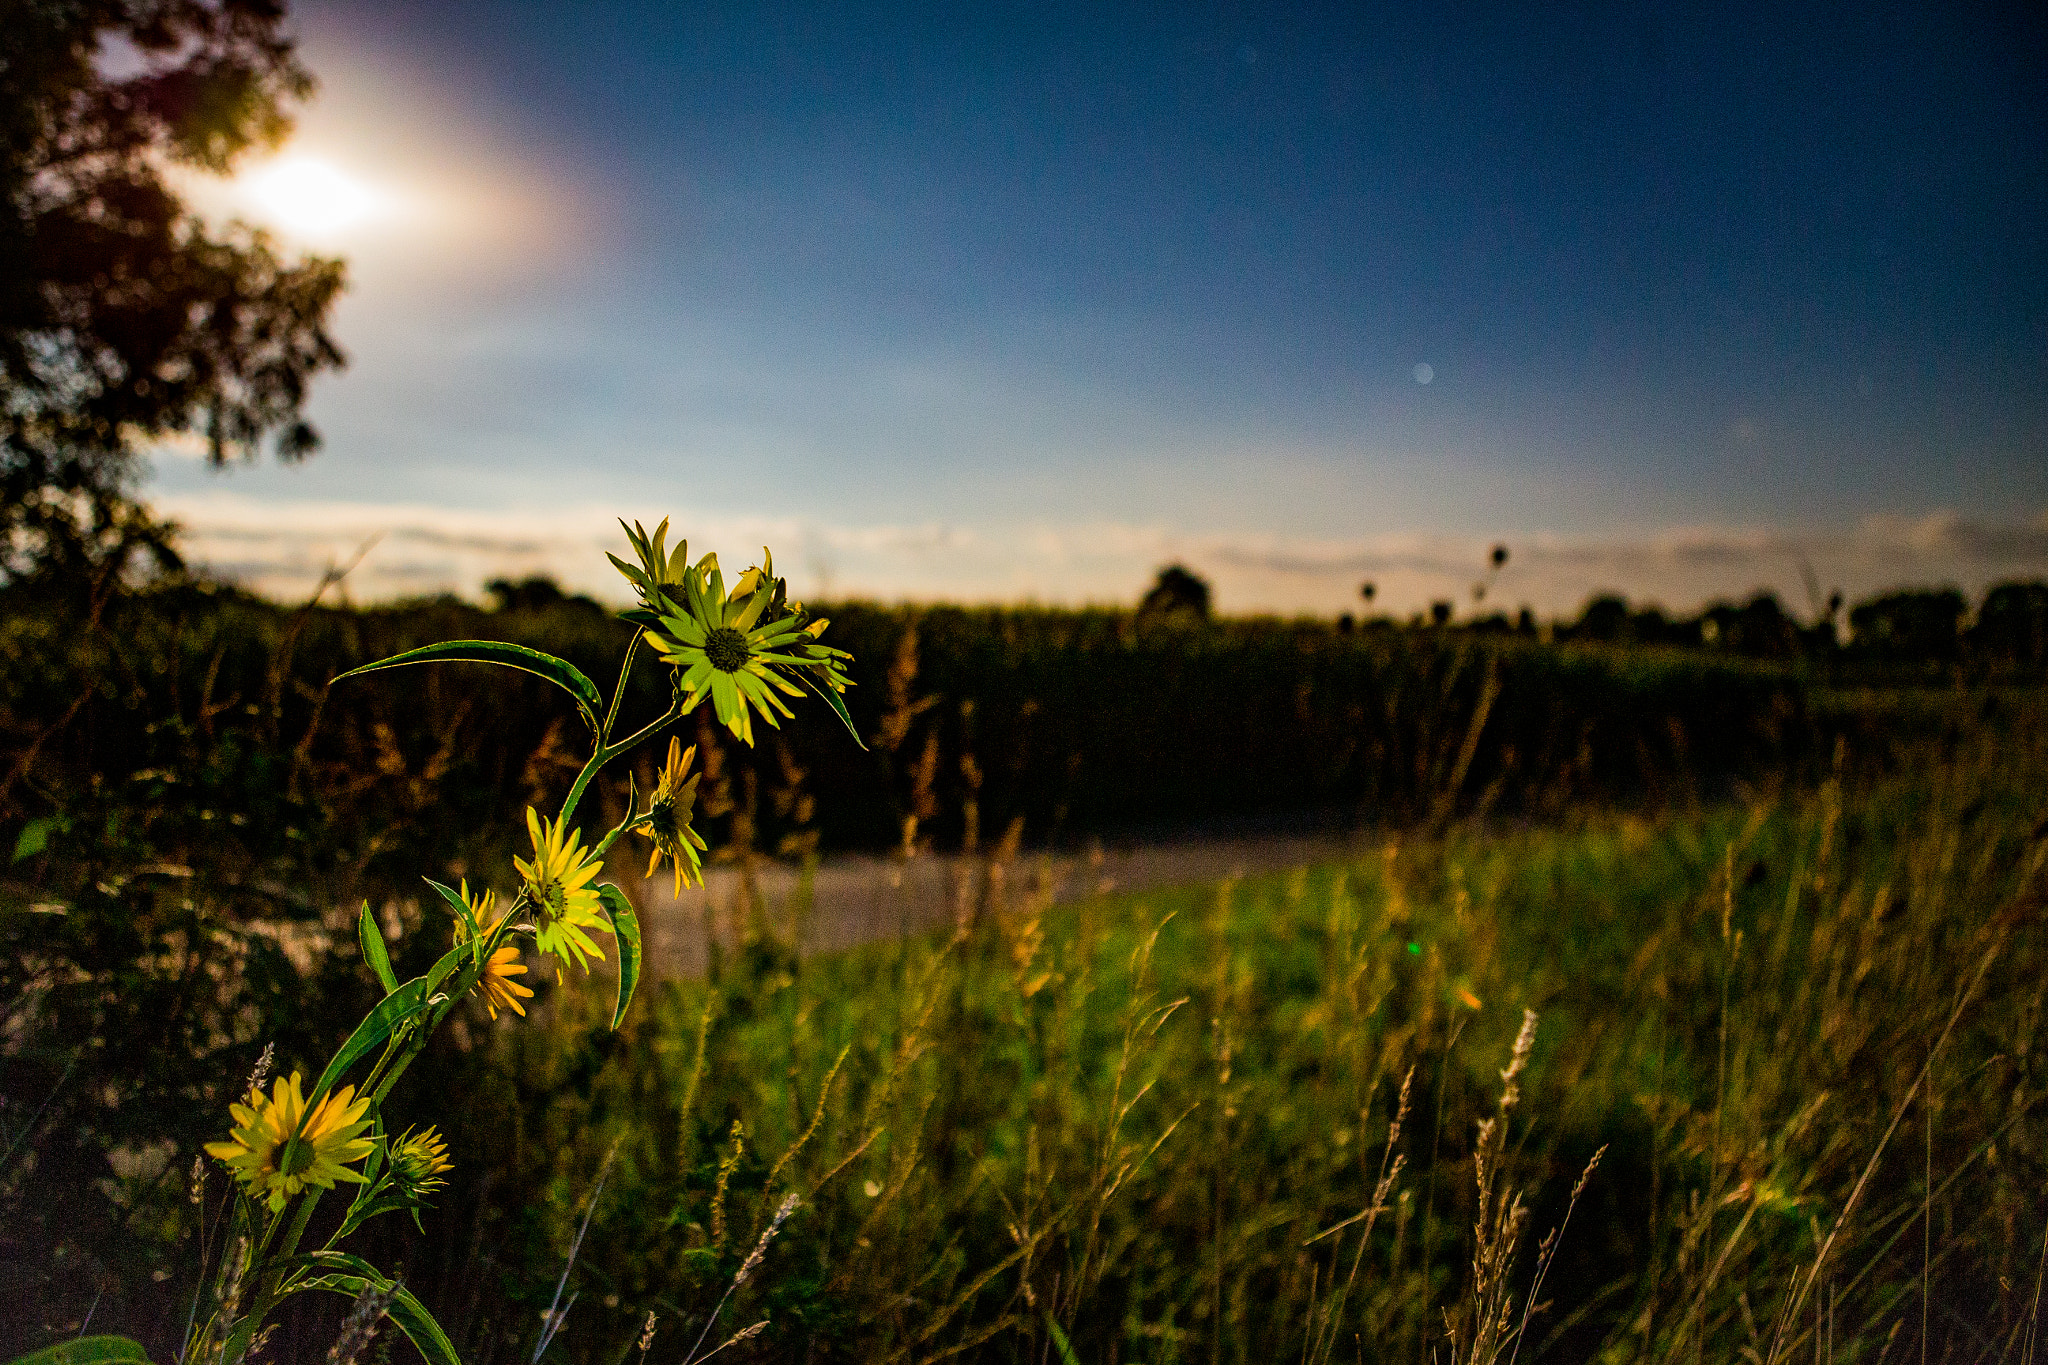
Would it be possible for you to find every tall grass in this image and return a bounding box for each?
[5,569,2041,1360]
[386,701,2046,1362]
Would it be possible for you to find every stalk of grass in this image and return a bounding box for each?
[2020,1219,2047,1365]
[1764,934,2005,1363]
[682,1194,797,1365]
[1304,1064,1413,1365]
[675,992,716,1170]
[534,1142,618,1362]
[1063,913,1190,1337]
[1417,1011,1469,1364]
[1505,1144,1603,1365]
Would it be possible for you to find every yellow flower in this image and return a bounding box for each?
[204,1071,374,1214]
[645,550,836,747]
[390,1125,453,1199]
[514,807,608,973]
[451,882,534,1019]
[640,737,707,896]
[608,516,692,611]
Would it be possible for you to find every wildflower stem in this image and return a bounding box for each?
[590,810,653,863]
[275,1186,320,1263]
[558,697,687,827]
[601,633,641,746]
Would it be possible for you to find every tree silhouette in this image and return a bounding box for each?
[2,0,346,585]
[1972,581,2048,668]
[1139,563,1211,619]
[1848,588,1967,663]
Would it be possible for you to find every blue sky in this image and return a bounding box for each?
[151,0,2048,614]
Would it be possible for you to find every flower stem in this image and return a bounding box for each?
[601,632,641,746]
[592,811,654,863]
[558,698,687,827]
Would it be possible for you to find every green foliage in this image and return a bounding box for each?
[424,702,2046,1361]
[333,640,607,738]
[0,527,856,1358]
[1849,588,1970,663]
[1137,563,1212,621]
[596,883,643,1030]
[358,902,400,995]
[4,577,1845,867]
[1973,581,2048,668]
[5,540,2044,1359]
[295,1254,462,1365]
[802,602,1824,850]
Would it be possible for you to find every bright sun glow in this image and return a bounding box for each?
[242,156,386,240]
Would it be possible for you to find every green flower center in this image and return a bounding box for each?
[536,878,566,920]
[705,627,750,672]
[646,800,680,842]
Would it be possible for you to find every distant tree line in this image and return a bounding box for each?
[1541,581,2048,669]
[1135,564,2048,674]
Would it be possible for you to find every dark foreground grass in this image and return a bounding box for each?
[384,705,2048,1364]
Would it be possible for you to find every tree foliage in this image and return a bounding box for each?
[1137,562,1210,620]
[1,0,345,585]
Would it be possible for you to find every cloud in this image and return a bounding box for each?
[152,489,2048,619]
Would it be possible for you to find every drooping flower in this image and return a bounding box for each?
[205,1072,374,1213]
[389,1125,453,1199]
[451,881,534,1019]
[639,736,708,896]
[645,550,851,746]
[514,807,609,973]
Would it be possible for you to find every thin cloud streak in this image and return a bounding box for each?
[156,491,2048,619]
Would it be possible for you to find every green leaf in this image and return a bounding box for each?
[358,902,399,994]
[306,938,472,1106]
[335,1187,419,1241]
[596,884,642,1030]
[795,669,867,750]
[308,978,430,1106]
[618,607,663,630]
[335,1125,392,1237]
[5,1340,152,1365]
[424,878,481,949]
[334,640,604,736]
[10,815,67,863]
[293,1256,461,1365]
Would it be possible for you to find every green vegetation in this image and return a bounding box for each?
[4,553,2045,1361]
[412,704,2045,1361]
[2,574,1853,863]
[6,5,2044,1358]
[1,530,862,1362]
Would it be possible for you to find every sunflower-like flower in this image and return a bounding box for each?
[389,1125,453,1199]
[205,1072,375,1214]
[451,881,534,1019]
[608,517,692,611]
[514,807,609,973]
[639,736,708,895]
[645,549,850,746]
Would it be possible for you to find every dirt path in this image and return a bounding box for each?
[624,827,1376,977]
